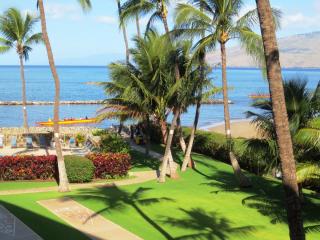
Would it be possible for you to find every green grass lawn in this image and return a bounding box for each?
[0,151,319,240]
[0,181,57,191]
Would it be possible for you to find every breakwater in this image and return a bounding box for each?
[0,99,232,106]
[0,100,103,106]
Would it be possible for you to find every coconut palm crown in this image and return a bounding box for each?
[0,8,43,129]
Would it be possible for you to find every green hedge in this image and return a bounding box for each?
[64,155,95,183]
[99,132,130,154]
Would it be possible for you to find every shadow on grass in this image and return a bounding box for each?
[201,168,320,233]
[130,150,161,170]
[162,207,258,239]
[0,200,91,240]
[72,186,175,240]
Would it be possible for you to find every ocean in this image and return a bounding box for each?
[0,66,319,128]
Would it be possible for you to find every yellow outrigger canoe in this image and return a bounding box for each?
[37,118,96,126]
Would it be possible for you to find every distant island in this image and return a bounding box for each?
[206,31,320,68]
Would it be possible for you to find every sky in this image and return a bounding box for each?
[0,0,319,66]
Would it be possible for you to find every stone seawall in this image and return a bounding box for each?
[0,100,103,106]
[0,99,232,105]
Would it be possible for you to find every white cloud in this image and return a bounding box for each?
[45,3,83,20]
[282,12,320,28]
[95,16,117,24]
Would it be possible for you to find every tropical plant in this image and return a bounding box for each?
[255,0,305,238]
[245,79,320,173]
[174,0,280,186]
[0,8,42,130]
[37,0,92,192]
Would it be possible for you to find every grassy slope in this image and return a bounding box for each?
[0,152,319,240]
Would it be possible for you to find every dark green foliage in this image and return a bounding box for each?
[64,155,95,183]
[99,132,130,154]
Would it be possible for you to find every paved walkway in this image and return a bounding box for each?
[0,171,157,196]
[38,198,142,240]
[0,205,42,240]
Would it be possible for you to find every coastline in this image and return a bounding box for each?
[200,119,262,139]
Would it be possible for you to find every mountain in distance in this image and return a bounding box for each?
[206,31,320,68]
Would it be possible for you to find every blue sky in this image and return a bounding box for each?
[0,0,319,66]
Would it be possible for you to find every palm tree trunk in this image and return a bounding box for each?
[220,42,251,188]
[144,115,151,156]
[159,108,180,182]
[177,116,186,154]
[181,100,200,171]
[19,54,29,131]
[38,0,69,192]
[159,119,167,144]
[135,14,141,38]
[255,0,305,238]
[158,6,180,181]
[116,0,130,63]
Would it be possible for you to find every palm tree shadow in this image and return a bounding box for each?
[71,186,175,240]
[242,190,320,228]
[162,207,259,239]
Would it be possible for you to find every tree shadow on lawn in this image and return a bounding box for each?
[202,169,320,233]
[130,150,161,170]
[71,186,175,240]
[161,207,259,240]
[0,200,92,240]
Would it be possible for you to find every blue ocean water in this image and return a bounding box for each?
[0,66,319,127]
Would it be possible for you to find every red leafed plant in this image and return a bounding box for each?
[86,153,131,179]
[0,155,57,181]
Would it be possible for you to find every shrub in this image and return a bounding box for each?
[0,155,57,181]
[99,132,130,154]
[75,134,86,146]
[64,155,95,183]
[86,153,131,179]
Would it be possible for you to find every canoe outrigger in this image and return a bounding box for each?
[37,118,96,126]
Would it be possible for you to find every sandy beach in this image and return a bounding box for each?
[205,120,262,139]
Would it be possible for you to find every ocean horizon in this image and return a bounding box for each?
[1,66,319,128]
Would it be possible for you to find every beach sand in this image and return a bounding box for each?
[208,120,262,139]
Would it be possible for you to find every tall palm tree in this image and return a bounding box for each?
[116,0,130,63]
[119,0,184,182]
[174,0,281,186]
[37,0,91,192]
[120,0,142,37]
[0,8,42,131]
[255,0,305,239]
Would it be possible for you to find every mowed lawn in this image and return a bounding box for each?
[0,152,319,240]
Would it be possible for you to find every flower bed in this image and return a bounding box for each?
[86,153,131,179]
[0,155,57,181]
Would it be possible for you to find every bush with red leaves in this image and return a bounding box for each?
[86,153,131,179]
[0,155,57,181]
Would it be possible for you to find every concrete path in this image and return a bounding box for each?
[0,171,157,196]
[38,198,142,240]
[0,205,42,240]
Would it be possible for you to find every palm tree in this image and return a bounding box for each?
[119,0,142,37]
[245,79,320,173]
[0,8,42,131]
[37,0,91,192]
[119,0,185,182]
[255,0,305,239]
[174,0,279,186]
[99,31,180,156]
[116,0,130,63]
